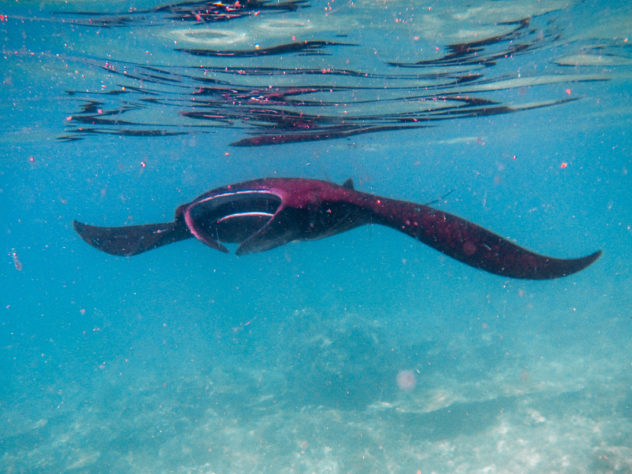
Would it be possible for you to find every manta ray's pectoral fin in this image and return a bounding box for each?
[369,199,602,279]
[73,220,191,256]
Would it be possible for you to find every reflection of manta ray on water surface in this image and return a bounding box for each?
[74,178,600,280]
[60,0,308,27]
[58,2,608,147]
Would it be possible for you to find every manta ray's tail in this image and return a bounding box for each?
[73,220,191,256]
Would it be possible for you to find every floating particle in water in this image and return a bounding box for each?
[396,369,417,391]
[11,249,22,271]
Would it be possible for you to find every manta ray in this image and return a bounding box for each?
[73,177,600,279]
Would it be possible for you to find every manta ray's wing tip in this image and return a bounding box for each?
[584,249,602,267]
[541,249,602,279]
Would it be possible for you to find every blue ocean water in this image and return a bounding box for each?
[1,0,631,471]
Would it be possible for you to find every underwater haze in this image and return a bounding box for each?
[1,0,631,472]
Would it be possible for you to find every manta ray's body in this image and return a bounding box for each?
[74,177,600,279]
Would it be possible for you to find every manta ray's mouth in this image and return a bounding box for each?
[185,190,282,247]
